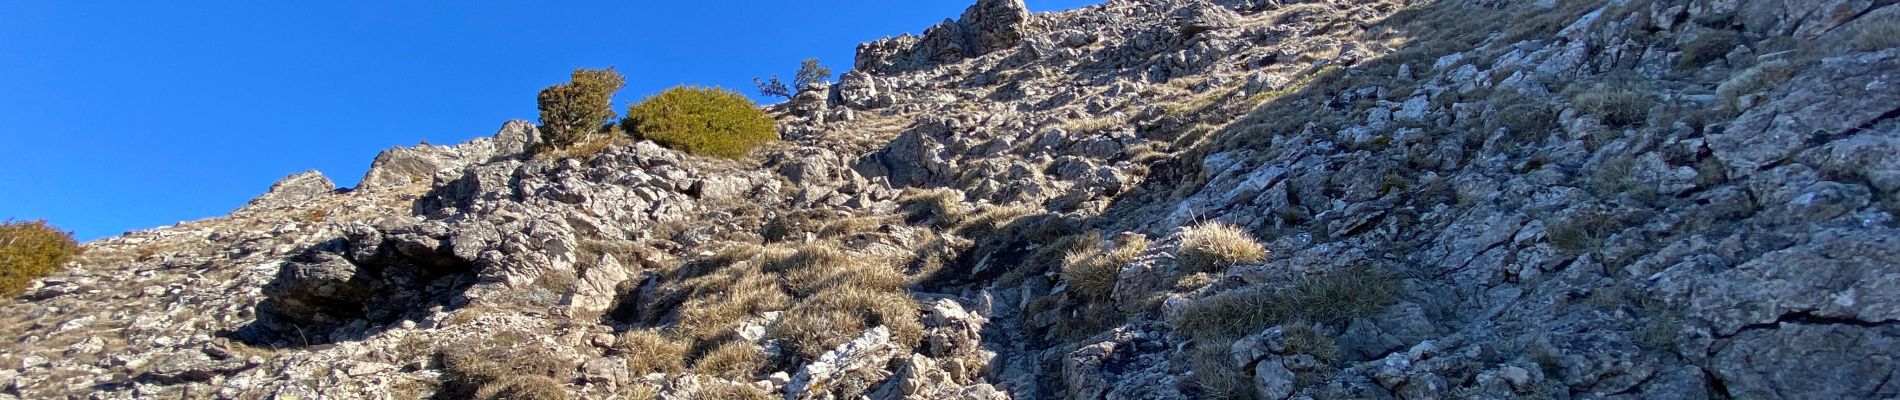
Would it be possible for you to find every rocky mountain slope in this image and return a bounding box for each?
[5,0,1899,398]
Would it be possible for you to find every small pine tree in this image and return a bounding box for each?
[754,76,793,99]
[794,59,833,89]
[623,86,778,159]
[754,58,832,99]
[536,67,625,149]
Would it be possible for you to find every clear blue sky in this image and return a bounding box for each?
[0,0,1097,241]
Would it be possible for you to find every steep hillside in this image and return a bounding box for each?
[4,0,1898,399]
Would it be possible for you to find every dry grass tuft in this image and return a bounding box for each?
[1715,59,1796,111]
[1056,116,1122,135]
[1190,343,1255,399]
[1172,266,1398,342]
[1177,222,1268,273]
[674,270,791,343]
[672,244,764,280]
[768,286,922,361]
[471,375,569,400]
[1281,322,1339,365]
[954,204,1041,236]
[1571,80,1655,126]
[899,188,968,229]
[616,329,687,375]
[1676,28,1741,69]
[624,383,661,400]
[440,332,574,398]
[692,341,767,380]
[1062,236,1150,301]
[1854,15,1900,51]
[782,256,906,298]
[694,379,774,400]
[996,231,1096,286]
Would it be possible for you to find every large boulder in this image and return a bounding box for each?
[958,0,1031,55]
[853,0,1031,74]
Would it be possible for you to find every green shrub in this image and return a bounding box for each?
[1177,222,1268,273]
[537,67,626,150]
[623,86,778,159]
[1,220,80,297]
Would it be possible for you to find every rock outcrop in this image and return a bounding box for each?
[6,0,1900,399]
[237,170,335,213]
[854,0,1030,74]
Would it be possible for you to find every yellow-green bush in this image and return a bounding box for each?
[623,86,778,159]
[1,220,80,297]
[537,67,626,150]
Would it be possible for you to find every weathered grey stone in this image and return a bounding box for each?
[239,170,334,212]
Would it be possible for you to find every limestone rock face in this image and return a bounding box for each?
[239,170,335,212]
[9,0,1900,398]
[357,120,538,192]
